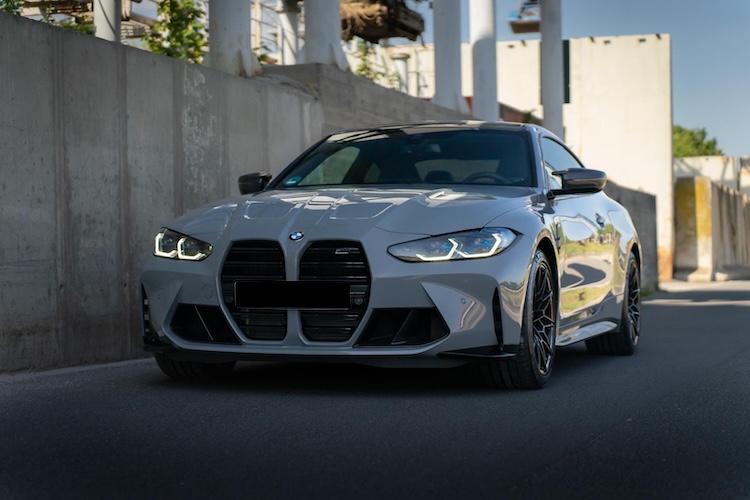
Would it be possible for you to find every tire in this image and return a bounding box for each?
[154,353,236,380]
[479,249,557,389]
[586,252,641,355]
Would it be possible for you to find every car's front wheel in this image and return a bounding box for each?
[479,249,557,389]
[154,353,236,380]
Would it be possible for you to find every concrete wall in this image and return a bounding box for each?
[263,63,469,135]
[675,156,750,197]
[674,177,750,281]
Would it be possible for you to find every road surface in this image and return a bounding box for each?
[2,281,749,499]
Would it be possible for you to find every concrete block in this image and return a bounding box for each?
[58,31,125,364]
[179,64,227,210]
[674,177,714,279]
[264,85,310,174]
[226,76,268,188]
[125,47,179,357]
[0,16,60,371]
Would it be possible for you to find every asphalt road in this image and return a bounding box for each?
[2,281,750,500]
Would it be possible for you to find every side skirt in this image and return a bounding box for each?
[556,320,618,346]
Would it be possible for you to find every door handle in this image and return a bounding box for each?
[596,214,606,228]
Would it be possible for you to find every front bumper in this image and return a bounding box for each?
[140,231,532,367]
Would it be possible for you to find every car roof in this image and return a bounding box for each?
[331,120,545,136]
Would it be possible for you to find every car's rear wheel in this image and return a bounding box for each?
[479,249,557,389]
[586,252,641,355]
[154,353,236,380]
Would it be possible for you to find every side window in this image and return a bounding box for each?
[541,138,584,190]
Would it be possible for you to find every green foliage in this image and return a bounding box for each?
[0,0,21,15]
[673,125,723,157]
[355,40,383,82]
[254,43,273,64]
[145,0,208,64]
[354,40,399,89]
[53,18,95,35]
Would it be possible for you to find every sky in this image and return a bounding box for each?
[409,0,749,156]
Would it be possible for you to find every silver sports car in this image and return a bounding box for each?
[141,122,642,389]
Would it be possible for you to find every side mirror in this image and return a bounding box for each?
[238,172,272,195]
[549,168,606,197]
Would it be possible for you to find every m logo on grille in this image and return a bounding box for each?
[335,247,359,255]
[289,231,305,241]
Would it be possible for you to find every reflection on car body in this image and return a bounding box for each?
[141,121,642,389]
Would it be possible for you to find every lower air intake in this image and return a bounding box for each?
[356,308,449,347]
[170,304,241,344]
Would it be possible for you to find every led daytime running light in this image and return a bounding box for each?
[153,229,212,261]
[154,232,178,259]
[389,228,516,263]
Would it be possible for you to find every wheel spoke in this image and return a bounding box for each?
[626,264,641,344]
[531,261,555,374]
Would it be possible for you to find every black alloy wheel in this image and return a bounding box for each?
[479,249,557,389]
[586,252,641,355]
[530,255,556,376]
[625,258,642,346]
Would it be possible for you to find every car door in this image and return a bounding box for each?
[541,138,614,325]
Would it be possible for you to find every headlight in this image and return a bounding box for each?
[153,228,212,261]
[388,228,516,262]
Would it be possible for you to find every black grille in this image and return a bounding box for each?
[221,241,287,341]
[299,241,370,342]
[356,308,449,347]
[170,304,241,344]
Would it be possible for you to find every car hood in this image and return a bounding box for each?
[169,186,536,242]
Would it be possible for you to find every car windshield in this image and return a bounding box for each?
[275,127,534,188]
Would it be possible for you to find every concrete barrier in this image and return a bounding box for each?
[0,12,660,371]
[674,176,750,281]
[675,156,750,198]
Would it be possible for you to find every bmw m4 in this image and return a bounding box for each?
[141,122,642,389]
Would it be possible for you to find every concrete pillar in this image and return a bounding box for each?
[469,0,498,121]
[674,177,716,281]
[432,0,469,113]
[209,0,260,77]
[303,0,348,70]
[540,0,564,137]
[391,53,410,93]
[277,0,300,65]
[94,0,121,43]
